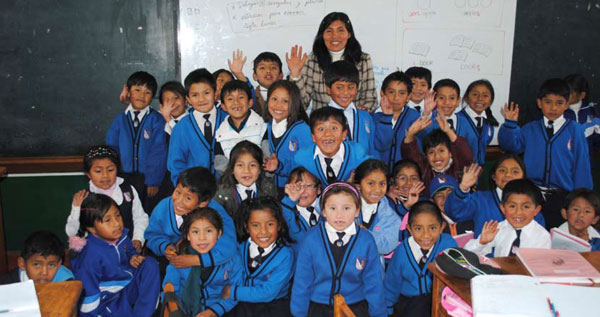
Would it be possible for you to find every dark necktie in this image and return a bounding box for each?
[509,229,522,256]
[546,120,554,139]
[203,114,212,141]
[324,157,337,184]
[419,248,429,269]
[174,119,179,124]
[251,246,265,268]
[476,117,483,134]
[345,122,353,141]
[133,111,140,133]
[415,105,421,113]
[245,189,254,200]
[307,206,318,226]
[447,118,454,130]
[334,232,346,247]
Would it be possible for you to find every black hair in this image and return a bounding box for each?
[263,80,309,129]
[220,79,252,103]
[126,71,158,98]
[381,71,413,94]
[235,197,294,245]
[353,159,388,185]
[405,67,432,88]
[184,68,216,94]
[220,141,264,188]
[423,129,451,155]
[177,167,217,203]
[83,145,120,173]
[563,188,600,216]
[433,78,461,96]
[489,154,526,190]
[391,159,422,182]
[76,193,118,238]
[159,81,186,104]
[288,167,321,189]
[309,107,348,133]
[312,12,363,70]
[253,52,283,72]
[21,230,64,261]
[501,179,543,206]
[408,200,444,226]
[213,69,234,81]
[324,60,359,87]
[564,74,591,103]
[537,78,570,101]
[320,182,361,210]
[464,79,499,126]
[178,207,224,255]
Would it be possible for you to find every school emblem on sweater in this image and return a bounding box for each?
[289,139,297,152]
[123,192,132,203]
[439,176,446,184]
[365,122,371,133]
[355,257,366,270]
[143,129,150,139]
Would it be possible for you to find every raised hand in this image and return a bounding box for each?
[479,220,499,245]
[459,163,482,192]
[284,182,303,202]
[404,181,425,209]
[436,113,458,141]
[262,154,279,172]
[286,45,308,78]
[119,84,130,105]
[159,99,177,123]
[72,190,89,207]
[422,90,436,116]
[501,102,519,121]
[406,116,432,140]
[380,95,393,115]
[228,49,247,80]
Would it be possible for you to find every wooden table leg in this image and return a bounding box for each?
[431,272,446,317]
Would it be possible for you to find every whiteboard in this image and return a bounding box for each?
[179,0,517,140]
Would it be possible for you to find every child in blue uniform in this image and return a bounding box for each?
[564,73,600,164]
[159,81,189,137]
[419,79,470,139]
[70,193,160,316]
[556,188,600,251]
[405,66,432,114]
[251,52,285,117]
[384,201,457,317]
[223,197,295,316]
[168,68,227,184]
[291,182,386,317]
[428,174,474,236]
[162,207,242,316]
[387,159,426,219]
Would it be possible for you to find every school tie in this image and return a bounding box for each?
[476,117,483,134]
[546,120,554,139]
[251,246,265,268]
[245,189,254,200]
[174,119,179,124]
[414,105,421,113]
[447,118,454,130]
[324,157,337,184]
[307,206,318,226]
[203,114,212,142]
[509,229,522,256]
[334,232,346,247]
[133,111,140,134]
[419,248,429,269]
[345,122,353,141]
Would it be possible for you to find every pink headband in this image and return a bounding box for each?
[321,182,360,201]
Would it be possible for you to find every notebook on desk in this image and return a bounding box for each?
[550,228,591,252]
[0,280,41,316]
[516,248,600,285]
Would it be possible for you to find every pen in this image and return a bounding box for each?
[547,298,557,317]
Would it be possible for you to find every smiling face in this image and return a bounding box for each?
[161,90,186,118]
[129,84,153,110]
[500,193,541,229]
[382,81,410,115]
[233,152,260,187]
[408,212,445,250]
[561,197,600,236]
[290,172,321,207]
[89,205,123,241]
[322,20,351,52]
[187,82,216,113]
[187,218,221,254]
[435,86,460,116]
[253,60,283,89]
[426,144,451,171]
[322,192,360,231]
[86,158,117,190]
[358,170,387,204]
[432,188,452,212]
[394,166,421,194]
[410,77,430,103]
[466,84,493,115]
[215,72,233,101]
[172,184,201,216]
[537,94,569,121]
[248,209,279,248]
[326,80,357,108]
[493,158,524,190]
[267,87,290,123]
[312,117,348,157]
[222,89,252,126]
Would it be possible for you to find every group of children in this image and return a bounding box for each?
[3,40,600,317]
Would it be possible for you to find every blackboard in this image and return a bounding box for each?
[0,0,179,157]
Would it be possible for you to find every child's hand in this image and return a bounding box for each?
[380,95,393,115]
[119,84,130,105]
[479,220,499,245]
[406,116,432,140]
[228,49,247,81]
[164,244,177,261]
[460,163,482,192]
[284,182,303,202]
[286,45,308,78]
[422,91,436,116]
[159,99,177,123]
[436,113,458,142]
[386,184,403,203]
[129,255,145,268]
[147,186,159,198]
[262,154,279,172]
[170,254,200,268]
[132,240,143,254]
[72,190,89,207]
[221,284,231,299]
[501,102,519,121]
[404,181,425,209]
[196,310,217,317]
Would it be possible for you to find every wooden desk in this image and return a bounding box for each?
[35,281,82,317]
[429,252,600,317]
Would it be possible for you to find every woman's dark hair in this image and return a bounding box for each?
[408,200,444,226]
[235,197,294,245]
[464,79,499,126]
[76,193,118,238]
[353,159,388,185]
[312,12,363,70]
[83,145,120,173]
[489,154,526,190]
[423,129,452,155]
[220,141,264,188]
[391,159,422,185]
[263,80,308,129]
[178,207,224,255]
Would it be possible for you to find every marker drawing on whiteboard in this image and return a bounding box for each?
[409,42,430,57]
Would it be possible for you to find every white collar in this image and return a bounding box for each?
[464,105,487,120]
[445,113,458,126]
[171,110,189,122]
[89,177,125,205]
[329,99,356,113]
[314,141,345,160]
[558,221,600,239]
[126,104,150,119]
[570,100,582,112]
[432,157,453,174]
[408,236,433,263]
[175,214,184,229]
[296,201,320,226]
[325,221,356,246]
[329,48,345,62]
[236,183,258,200]
[543,115,566,127]
[408,99,425,111]
[19,269,30,282]
[271,118,288,138]
[360,197,378,223]
[248,238,277,258]
[259,86,268,101]
[501,217,538,233]
[496,187,503,200]
[193,105,217,120]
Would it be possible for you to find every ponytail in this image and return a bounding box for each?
[485,107,499,127]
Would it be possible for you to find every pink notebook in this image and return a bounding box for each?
[516,248,600,280]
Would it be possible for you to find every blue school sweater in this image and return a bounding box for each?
[419,110,472,147]
[445,188,546,237]
[346,108,376,156]
[167,108,227,185]
[230,241,294,303]
[106,108,167,187]
[291,222,386,317]
[383,234,457,315]
[456,109,494,165]
[372,108,420,172]
[144,197,237,267]
[266,120,314,189]
[356,196,402,256]
[163,254,242,316]
[565,101,600,162]
[498,118,593,191]
[280,195,322,254]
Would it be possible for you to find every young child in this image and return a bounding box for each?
[387,159,426,219]
[65,146,147,253]
[223,197,295,316]
[106,71,168,208]
[213,69,234,105]
[429,174,474,236]
[168,68,227,185]
[262,80,312,191]
[457,79,499,165]
[280,167,322,253]
[0,231,73,285]
[372,71,420,172]
[564,73,600,164]
[498,78,593,228]
[162,207,241,316]
[405,66,432,114]
[384,201,457,316]
[291,182,386,317]
[556,188,600,251]
[252,52,284,117]
[464,179,551,257]
[159,81,189,137]
[214,141,278,220]
[144,167,237,271]
[70,193,160,316]
[352,159,402,258]
[445,155,546,236]
[325,60,375,155]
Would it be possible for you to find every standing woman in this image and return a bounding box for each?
[286,12,378,111]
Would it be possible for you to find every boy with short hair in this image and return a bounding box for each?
[325,60,375,155]
[252,51,284,117]
[0,231,73,285]
[405,66,432,114]
[167,68,227,185]
[498,78,593,228]
[464,179,551,257]
[556,188,600,251]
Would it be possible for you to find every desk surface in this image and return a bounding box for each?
[36,281,82,316]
